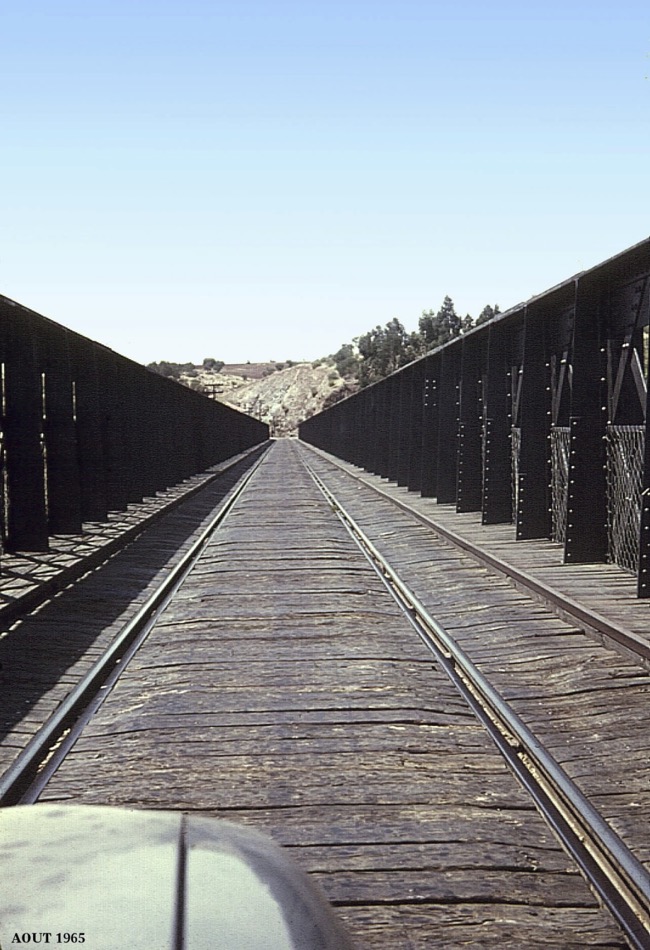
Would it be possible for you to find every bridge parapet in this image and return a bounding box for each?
[0,297,269,555]
[300,237,650,597]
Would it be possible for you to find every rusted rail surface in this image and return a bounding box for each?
[0,295,269,556]
[300,238,650,596]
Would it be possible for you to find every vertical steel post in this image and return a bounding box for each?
[97,349,130,511]
[121,360,146,504]
[387,375,401,482]
[72,339,108,522]
[516,303,551,540]
[638,288,650,596]
[1,306,49,551]
[457,336,483,513]
[397,368,412,488]
[482,321,514,524]
[367,386,381,475]
[376,382,390,478]
[436,346,461,504]
[420,354,439,498]
[407,359,425,493]
[354,389,366,468]
[42,326,83,534]
[564,275,608,563]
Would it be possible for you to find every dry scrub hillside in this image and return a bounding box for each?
[179,361,356,436]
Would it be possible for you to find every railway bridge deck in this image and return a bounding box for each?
[1,439,650,948]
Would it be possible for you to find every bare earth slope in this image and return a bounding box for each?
[180,362,355,436]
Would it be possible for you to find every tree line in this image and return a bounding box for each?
[146,357,225,380]
[330,298,500,389]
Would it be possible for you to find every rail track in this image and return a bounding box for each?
[0,444,271,801]
[301,443,650,667]
[300,449,650,949]
[1,439,649,947]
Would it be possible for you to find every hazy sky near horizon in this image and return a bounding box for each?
[2,1,649,365]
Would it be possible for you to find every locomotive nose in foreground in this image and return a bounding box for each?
[0,804,355,950]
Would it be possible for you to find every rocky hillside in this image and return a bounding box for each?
[178,361,356,436]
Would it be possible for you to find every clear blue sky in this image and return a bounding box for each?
[2,1,649,364]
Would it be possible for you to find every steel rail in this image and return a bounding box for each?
[301,455,650,950]
[301,442,650,664]
[0,447,270,807]
[0,441,271,632]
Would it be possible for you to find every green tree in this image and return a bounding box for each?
[475,304,501,326]
[418,296,462,349]
[356,318,417,388]
[331,343,359,378]
[202,357,225,372]
[146,360,195,379]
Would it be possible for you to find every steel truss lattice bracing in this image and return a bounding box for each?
[300,237,650,598]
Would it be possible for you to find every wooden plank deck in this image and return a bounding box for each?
[38,441,624,948]
[0,446,265,624]
[0,453,263,772]
[302,445,650,872]
[322,449,650,644]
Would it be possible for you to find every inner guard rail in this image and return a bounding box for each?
[299,237,650,598]
[0,296,269,555]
